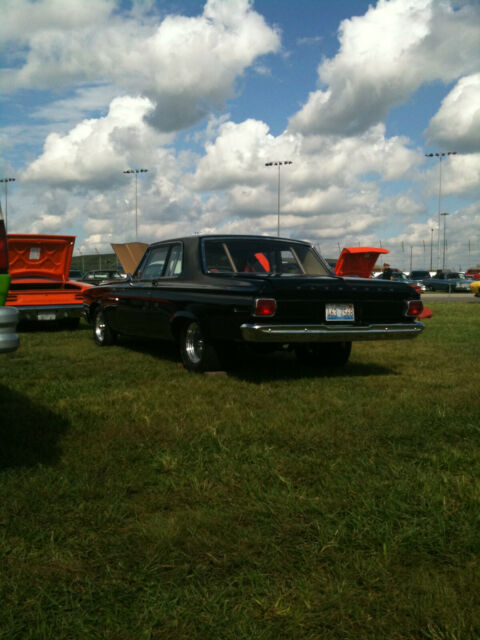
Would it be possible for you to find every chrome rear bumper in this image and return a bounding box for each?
[240,321,424,343]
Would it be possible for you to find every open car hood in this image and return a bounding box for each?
[7,234,75,281]
[111,242,148,275]
[334,247,390,278]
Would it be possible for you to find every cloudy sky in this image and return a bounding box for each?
[1,0,479,271]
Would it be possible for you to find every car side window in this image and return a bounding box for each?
[204,242,235,273]
[165,243,183,276]
[140,246,169,279]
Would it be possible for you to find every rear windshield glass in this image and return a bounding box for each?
[203,239,330,276]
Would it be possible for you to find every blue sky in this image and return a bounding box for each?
[1,0,479,271]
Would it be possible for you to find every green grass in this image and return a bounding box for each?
[1,303,480,639]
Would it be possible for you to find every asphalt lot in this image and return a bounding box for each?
[422,292,479,303]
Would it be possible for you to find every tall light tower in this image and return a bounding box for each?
[123,169,148,241]
[425,151,456,270]
[265,161,293,237]
[0,177,15,232]
[441,212,449,271]
[430,228,434,271]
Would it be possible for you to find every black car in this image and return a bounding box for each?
[410,270,432,281]
[83,235,424,372]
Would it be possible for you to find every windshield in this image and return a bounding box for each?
[203,238,330,276]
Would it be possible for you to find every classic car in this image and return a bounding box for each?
[5,234,92,327]
[465,268,480,280]
[409,270,432,281]
[423,271,472,292]
[470,280,480,297]
[82,235,424,373]
[0,205,19,353]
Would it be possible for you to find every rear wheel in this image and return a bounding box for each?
[93,307,116,346]
[179,321,220,373]
[295,341,351,367]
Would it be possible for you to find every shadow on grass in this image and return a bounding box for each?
[227,350,394,383]
[17,319,90,333]
[115,337,394,382]
[0,385,70,470]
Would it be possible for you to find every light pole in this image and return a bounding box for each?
[441,212,449,271]
[0,177,15,232]
[430,228,434,271]
[425,151,456,270]
[123,169,148,241]
[265,161,293,236]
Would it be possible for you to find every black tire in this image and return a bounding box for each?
[179,320,220,373]
[295,341,351,367]
[93,307,116,346]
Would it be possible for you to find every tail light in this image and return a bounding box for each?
[254,298,276,317]
[406,300,423,317]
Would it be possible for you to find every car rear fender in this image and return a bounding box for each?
[170,310,198,342]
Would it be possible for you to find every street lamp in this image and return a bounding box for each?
[265,161,293,236]
[425,151,456,270]
[430,228,434,271]
[0,177,15,232]
[441,212,449,271]
[123,169,148,241]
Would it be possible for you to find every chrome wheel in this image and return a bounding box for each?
[180,320,220,372]
[184,322,204,365]
[94,313,106,343]
[93,308,116,346]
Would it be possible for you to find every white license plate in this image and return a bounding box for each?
[325,303,354,321]
[37,312,56,321]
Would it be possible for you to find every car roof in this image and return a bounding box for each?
[149,234,312,247]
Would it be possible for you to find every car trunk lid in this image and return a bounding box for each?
[7,234,75,282]
[260,275,416,324]
[334,247,390,278]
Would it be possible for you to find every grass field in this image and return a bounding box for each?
[1,302,479,639]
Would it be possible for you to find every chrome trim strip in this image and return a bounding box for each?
[240,321,424,342]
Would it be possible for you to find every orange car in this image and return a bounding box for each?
[6,234,92,327]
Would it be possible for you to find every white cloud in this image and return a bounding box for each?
[21,96,169,187]
[289,0,480,136]
[426,74,480,153]
[1,0,280,132]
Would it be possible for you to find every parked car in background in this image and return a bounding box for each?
[470,280,480,297]
[0,205,19,353]
[69,269,84,280]
[465,268,480,280]
[6,234,92,327]
[82,270,126,286]
[410,270,432,281]
[424,271,472,292]
[83,235,424,373]
[375,270,426,292]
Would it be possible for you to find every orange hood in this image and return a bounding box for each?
[8,234,75,281]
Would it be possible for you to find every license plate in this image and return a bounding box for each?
[37,312,56,321]
[325,303,354,321]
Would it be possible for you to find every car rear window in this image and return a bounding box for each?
[203,239,330,276]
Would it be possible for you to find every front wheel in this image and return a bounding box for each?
[93,307,116,346]
[295,341,352,367]
[179,321,220,373]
